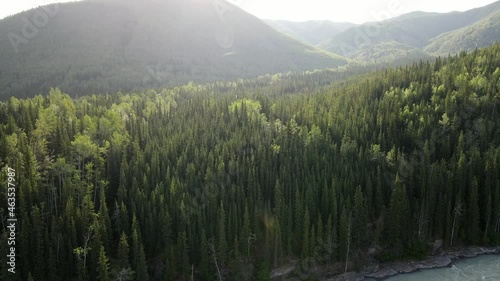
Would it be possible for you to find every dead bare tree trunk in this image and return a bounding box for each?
[495,216,500,233]
[344,213,352,274]
[418,203,427,239]
[451,203,463,246]
[83,226,94,268]
[484,210,491,242]
[209,243,223,281]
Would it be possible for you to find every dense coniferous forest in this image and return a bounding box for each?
[3,0,498,100]
[0,44,499,281]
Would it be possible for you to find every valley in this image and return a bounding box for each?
[0,1,499,281]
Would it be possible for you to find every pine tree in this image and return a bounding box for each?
[352,186,367,249]
[273,220,283,267]
[274,179,283,219]
[31,206,46,280]
[118,153,128,204]
[317,215,323,246]
[310,227,316,260]
[388,174,410,253]
[294,189,304,254]
[233,235,240,259]
[301,208,310,259]
[325,214,334,264]
[177,230,190,274]
[118,232,130,269]
[99,188,112,252]
[199,228,210,278]
[218,203,228,262]
[131,215,148,281]
[48,245,59,281]
[98,246,110,281]
[240,203,251,256]
[135,243,149,281]
[120,203,130,237]
[339,206,350,264]
[467,177,480,244]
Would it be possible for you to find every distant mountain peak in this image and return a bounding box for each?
[265,20,357,46]
[0,0,347,98]
[320,1,500,64]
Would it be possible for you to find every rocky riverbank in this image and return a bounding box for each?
[325,246,500,281]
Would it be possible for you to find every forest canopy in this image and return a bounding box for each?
[0,44,499,281]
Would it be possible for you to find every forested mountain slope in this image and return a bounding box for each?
[0,0,347,99]
[322,1,500,63]
[425,10,500,56]
[0,44,499,281]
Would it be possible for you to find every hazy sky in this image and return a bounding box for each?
[234,0,498,23]
[0,0,498,23]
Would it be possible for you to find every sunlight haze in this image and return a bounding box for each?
[235,0,499,23]
[0,0,498,23]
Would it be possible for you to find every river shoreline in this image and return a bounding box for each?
[326,246,500,281]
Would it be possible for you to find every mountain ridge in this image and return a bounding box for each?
[317,1,500,63]
[0,0,348,99]
[264,20,357,46]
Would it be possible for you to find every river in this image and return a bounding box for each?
[384,254,500,281]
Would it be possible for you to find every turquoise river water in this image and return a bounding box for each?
[384,254,500,281]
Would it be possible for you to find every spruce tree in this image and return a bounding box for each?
[301,208,310,259]
[467,177,480,244]
[118,232,130,269]
[218,203,228,262]
[388,174,410,253]
[98,246,110,281]
[353,186,367,249]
